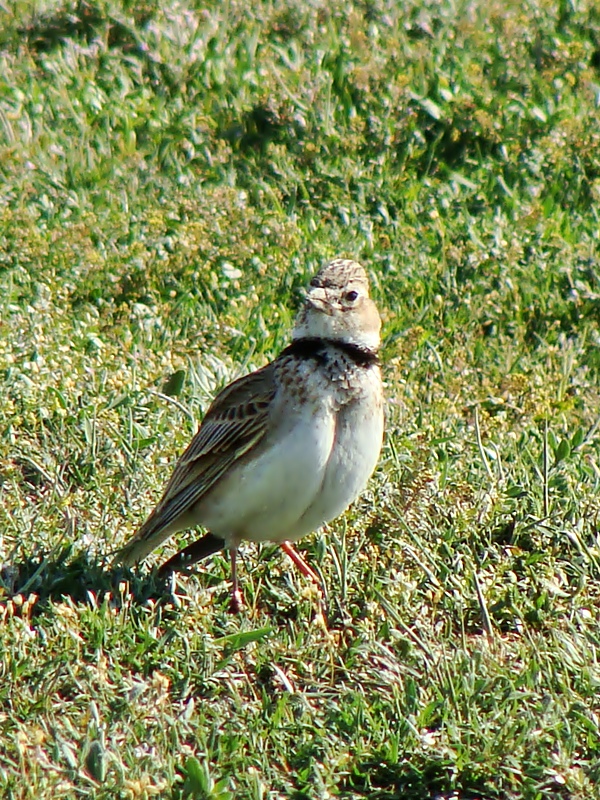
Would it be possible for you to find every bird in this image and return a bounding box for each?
[115,257,384,612]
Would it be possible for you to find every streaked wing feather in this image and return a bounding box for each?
[124,363,277,553]
[163,408,267,500]
[143,431,262,537]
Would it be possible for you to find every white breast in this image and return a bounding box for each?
[286,395,384,540]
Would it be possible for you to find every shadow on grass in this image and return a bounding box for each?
[333,759,574,800]
[2,543,361,625]
[335,760,503,800]
[0,545,173,612]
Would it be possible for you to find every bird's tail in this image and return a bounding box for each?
[114,511,180,568]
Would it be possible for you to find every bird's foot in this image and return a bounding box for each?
[229,588,244,614]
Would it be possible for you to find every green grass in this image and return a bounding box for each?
[2,0,600,797]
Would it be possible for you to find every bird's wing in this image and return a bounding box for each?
[117,362,277,565]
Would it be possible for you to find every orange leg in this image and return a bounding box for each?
[281,542,328,625]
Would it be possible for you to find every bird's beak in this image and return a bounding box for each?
[305,287,332,314]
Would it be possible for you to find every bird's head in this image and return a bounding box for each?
[293,258,381,351]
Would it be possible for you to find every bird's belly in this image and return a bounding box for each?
[286,399,384,541]
[196,410,336,544]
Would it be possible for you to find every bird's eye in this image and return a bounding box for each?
[344,290,359,302]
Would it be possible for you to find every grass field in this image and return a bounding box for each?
[1,0,600,797]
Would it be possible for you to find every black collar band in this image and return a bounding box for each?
[282,337,379,367]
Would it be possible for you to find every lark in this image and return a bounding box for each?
[116,258,384,611]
